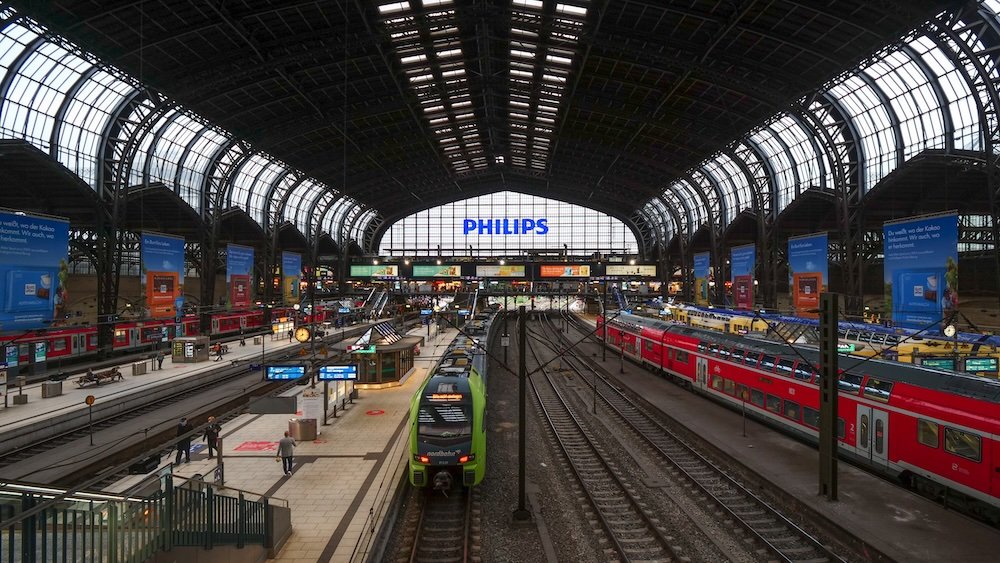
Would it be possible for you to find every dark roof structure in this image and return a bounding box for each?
[7,0,957,232]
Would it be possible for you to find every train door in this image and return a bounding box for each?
[696,356,708,390]
[856,405,889,467]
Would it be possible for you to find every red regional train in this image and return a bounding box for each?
[598,313,1000,521]
[0,307,303,365]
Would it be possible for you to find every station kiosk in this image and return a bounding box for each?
[171,336,210,363]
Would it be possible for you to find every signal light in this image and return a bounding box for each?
[459,454,475,463]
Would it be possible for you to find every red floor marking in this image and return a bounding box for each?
[366,409,385,416]
[234,441,279,451]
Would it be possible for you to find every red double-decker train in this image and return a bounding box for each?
[598,313,1000,522]
[0,307,301,365]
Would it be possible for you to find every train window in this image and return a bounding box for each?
[759,355,777,371]
[765,394,781,414]
[744,352,760,366]
[870,334,887,346]
[944,428,981,462]
[730,349,745,363]
[723,378,736,396]
[885,334,900,345]
[845,330,859,341]
[711,375,725,391]
[917,419,939,448]
[803,407,819,428]
[839,418,846,440]
[51,339,67,352]
[735,384,749,401]
[862,378,893,403]
[708,344,719,356]
[644,340,654,352]
[697,342,708,353]
[838,329,848,339]
[793,363,813,382]
[776,358,795,376]
[860,413,869,446]
[675,351,688,363]
[718,347,731,359]
[750,389,765,407]
[838,373,863,394]
[783,400,800,422]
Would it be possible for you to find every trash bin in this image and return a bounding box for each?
[253,336,262,345]
[288,418,317,441]
[41,381,62,398]
[132,362,147,376]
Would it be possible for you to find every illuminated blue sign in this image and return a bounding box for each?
[318,364,358,380]
[462,218,548,235]
[338,307,350,313]
[420,309,433,315]
[265,365,306,380]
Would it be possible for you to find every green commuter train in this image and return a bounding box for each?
[408,333,489,489]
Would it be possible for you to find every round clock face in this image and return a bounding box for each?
[943,325,956,338]
[295,327,311,342]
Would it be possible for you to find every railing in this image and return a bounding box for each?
[0,476,285,562]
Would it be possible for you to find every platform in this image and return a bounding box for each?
[105,325,456,563]
[578,316,1000,563]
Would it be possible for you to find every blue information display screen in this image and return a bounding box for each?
[266,365,306,380]
[318,365,358,380]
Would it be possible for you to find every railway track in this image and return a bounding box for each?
[524,321,681,562]
[553,313,846,563]
[403,488,477,563]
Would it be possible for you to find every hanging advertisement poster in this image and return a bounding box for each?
[226,244,254,310]
[282,251,302,306]
[0,209,70,331]
[539,264,590,277]
[788,233,828,318]
[141,232,185,320]
[693,252,711,306]
[412,265,462,277]
[883,212,958,329]
[605,265,657,277]
[730,244,755,310]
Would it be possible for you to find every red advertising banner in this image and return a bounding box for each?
[230,274,250,309]
[540,264,590,277]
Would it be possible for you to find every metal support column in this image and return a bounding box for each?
[818,292,839,500]
[513,305,530,521]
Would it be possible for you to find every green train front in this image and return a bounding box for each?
[409,343,487,489]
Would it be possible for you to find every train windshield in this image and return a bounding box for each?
[417,403,473,440]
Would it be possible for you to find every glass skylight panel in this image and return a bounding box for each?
[379,2,410,15]
[514,0,544,9]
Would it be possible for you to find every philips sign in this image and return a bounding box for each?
[462,218,549,236]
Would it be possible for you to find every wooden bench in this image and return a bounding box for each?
[76,368,124,388]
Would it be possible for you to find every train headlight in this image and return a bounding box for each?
[459,454,476,464]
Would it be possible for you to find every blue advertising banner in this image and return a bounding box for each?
[693,252,711,305]
[788,232,828,318]
[0,210,70,332]
[141,232,185,319]
[226,244,254,310]
[884,212,958,329]
[282,251,302,306]
[730,244,755,310]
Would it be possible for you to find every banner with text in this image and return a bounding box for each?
[540,264,590,277]
[788,232,828,318]
[605,265,657,277]
[349,265,398,277]
[730,244,755,310]
[412,265,461,277]
[475,265,525,277]
[0,210,70,331]
[884,212,958,329]
[142,232,185,319]
[693,252,711,305]
[281,251,302,306]
[226,244,254,310]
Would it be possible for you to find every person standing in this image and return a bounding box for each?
[239,328,246,346]
[278,431,296,476]
[204,416,221,459]
[175,417,193,465]
[288,328,294,342]
[157,351,165,370]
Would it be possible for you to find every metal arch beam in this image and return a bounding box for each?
[262,172,300,231]
[926,5,1000,312]
[0,34,49,135]
[172,120,221,201]
[728,140,780,309]
[678,172,725,305]
[48,65,101,164]
[139,108,182,188]
[747,121,802,212]
[854,70,905,171]
[787,112,831,192]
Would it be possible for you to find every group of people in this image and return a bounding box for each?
[174,417,297,477]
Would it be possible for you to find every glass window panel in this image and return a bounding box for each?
[827,76,897,192]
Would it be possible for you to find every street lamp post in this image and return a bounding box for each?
[602,280,607,363]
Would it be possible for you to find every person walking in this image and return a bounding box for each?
[204,416,221,459]
[239,329,246,346]
[288,328,294,342]
[278,431,296,476]
[157,351,165,370]
[175,417,193,465]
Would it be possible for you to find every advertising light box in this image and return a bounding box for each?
[605,265,656,277]
[540,264,590,277]
[350,265,399,277]
[265,365,306,380]
[0,210,70,331]
[412,265,461,277]
[318,365,358,380]
[476,265,526,277]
